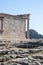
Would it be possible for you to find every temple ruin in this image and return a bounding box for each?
[0,13,30,41]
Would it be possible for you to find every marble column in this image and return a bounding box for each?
[27,18,29,38]
[25,18,29,38]
[1,19,3,32]
[0,17,4,33]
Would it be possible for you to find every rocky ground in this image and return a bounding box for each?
[0,40,43,65]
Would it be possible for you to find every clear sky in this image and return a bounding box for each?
[0,0,43,34]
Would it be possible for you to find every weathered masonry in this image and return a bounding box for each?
[0,13,30,40]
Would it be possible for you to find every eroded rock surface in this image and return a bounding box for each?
[0,40,43,65]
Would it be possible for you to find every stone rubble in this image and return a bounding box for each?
[0,41,43,65]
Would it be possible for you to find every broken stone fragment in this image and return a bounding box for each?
[32,54,43,60]
[0,56,6,62]
[29,49,41,53]
[21,61,28,65]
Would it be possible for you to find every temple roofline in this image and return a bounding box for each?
[0,13,30,19]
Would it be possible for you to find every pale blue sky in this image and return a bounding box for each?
[0,0,43,34]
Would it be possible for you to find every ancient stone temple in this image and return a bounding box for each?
[0,13,30,41]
